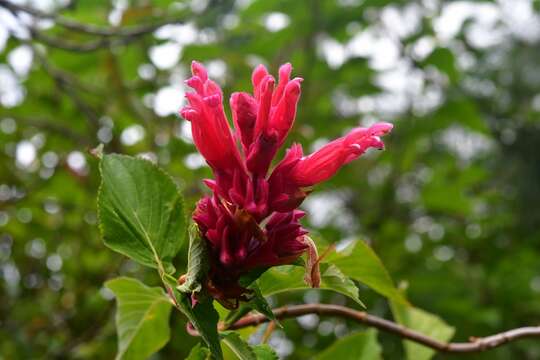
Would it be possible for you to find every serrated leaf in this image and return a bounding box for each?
[172,289,223,360]
[177,224,209,294]
[185,343,211,360]
[315,329,382,360]
[252,344,278,360]
[221,332,256,360]
[326,240,407,304]
[390,301,455,360]
[105,277,173,360]
[98,154,186,275]
[257,264,363,306]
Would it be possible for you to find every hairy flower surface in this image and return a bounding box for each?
[181,61,392,307]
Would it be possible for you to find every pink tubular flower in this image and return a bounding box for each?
[181,61,393,308]
[286,122,393,187]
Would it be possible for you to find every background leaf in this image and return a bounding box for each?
[98,154,186,274]
[421,47,459,84]
[326,240,407,304]
[390,301,455,360]
[106,277,173,360]
[315,329,382,360]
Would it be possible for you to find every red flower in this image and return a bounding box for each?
[181,61,392,307]
[281,122,393,187]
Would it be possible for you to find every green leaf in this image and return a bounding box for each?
[177,224,210,294]
[224,305,253,328]
[221,332,256,360]
[421,47,459,83]
[390,301,455,360]
[98,154,186,275]
[248,284,278,323]
[256,265,304,296]
[315,329,382,360]
[185,343,211,360]
[257,264,364,306]
[224,283,278,328]
[252,344,278,360]
[105,277,173,360]
[172,289,223,360]
[221,332,279,360]
[435,99,488,134]
[318,263,364,307]
[326,240,407,304]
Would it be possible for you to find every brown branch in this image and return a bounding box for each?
[104,51,154,127]
[29,43,101,130]
[6,115,91,145]
[29,29,137,52]
[0,0,186,53]
[0,0,185,37]
[188,303,540,354]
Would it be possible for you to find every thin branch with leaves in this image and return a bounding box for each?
[187,303,540,354]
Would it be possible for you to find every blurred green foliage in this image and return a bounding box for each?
[1,0,540,359]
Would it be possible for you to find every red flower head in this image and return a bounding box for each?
[181,61,392,308]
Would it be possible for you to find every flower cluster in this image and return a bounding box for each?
[180,61,392,308]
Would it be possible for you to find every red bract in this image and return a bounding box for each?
[181,61,392,308]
